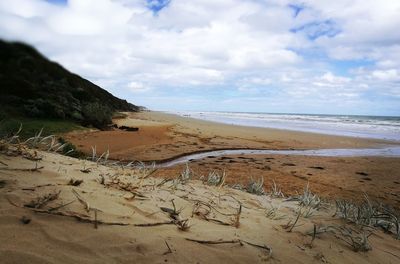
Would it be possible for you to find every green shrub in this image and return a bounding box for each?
[58,137,85,158]
[82,102,112,128]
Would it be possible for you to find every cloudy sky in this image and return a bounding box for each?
[1,0,399,115]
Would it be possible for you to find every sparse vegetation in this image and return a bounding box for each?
[205,170,226,187]
[335,195,400,239]
[246,176,265,195]
[269,180,284,198]
[298,182,322,209]
[0,126,82,159]
[3,133,400,262]
[178,163,193,184]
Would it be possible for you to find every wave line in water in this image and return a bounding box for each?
[170,111,400,141]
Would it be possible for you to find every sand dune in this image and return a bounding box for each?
[1,145,400,263]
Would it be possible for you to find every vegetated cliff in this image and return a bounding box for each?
[0,39,139,128]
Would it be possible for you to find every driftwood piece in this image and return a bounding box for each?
[119,126,139,132]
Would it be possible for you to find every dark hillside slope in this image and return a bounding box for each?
[0,40,138,128]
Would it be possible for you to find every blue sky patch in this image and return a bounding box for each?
[291,20,341,40]
[146,0,171,13]
[288,4,305,17]
[331,59,374,76]
[45,0,67,5]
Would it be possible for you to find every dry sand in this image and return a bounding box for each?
[1,148,400,263]
[65,111,400,208]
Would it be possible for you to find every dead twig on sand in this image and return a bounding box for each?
[30,205,173,228]
[72,189,90,212]
[160,199,191,231]
[134,220,175,227]
[157,178,173,188]
[68,179,83,186]
[22,183,56,191]
[233,204,242,228]
[185,238,272,257]
[0,166,44,172]
[80,168,91,173]
[48,200,75,212]
[32,209,130,226]
[186,238,242,245]
[379,249,400,260]
[163,240,173,255]
[283,209,302,232]
[24,190,61,209]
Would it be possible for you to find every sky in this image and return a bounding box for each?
[0,0,399,116]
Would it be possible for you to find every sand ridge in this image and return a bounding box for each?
[1,149,400,263]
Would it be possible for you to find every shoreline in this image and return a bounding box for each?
[169,110,400,142]
[65,110,398,161]
[64,111,400,208]
[152,110,399,145]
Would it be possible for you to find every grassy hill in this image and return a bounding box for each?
[0,39,139,134]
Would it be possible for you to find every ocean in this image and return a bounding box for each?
[170,111,400,141]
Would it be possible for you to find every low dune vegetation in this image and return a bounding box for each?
[1,129,400,263]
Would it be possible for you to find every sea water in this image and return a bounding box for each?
[170,111,400,141]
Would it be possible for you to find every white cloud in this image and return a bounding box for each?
[370,69,400,82]
[127,81,151,93]
[0,0,399,114]
[312,72,350,87]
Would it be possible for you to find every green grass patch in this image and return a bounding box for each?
[112,112,128,119]
[0,117,85,139]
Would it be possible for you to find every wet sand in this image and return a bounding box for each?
[65,111,400,208]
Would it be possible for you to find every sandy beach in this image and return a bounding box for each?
[1,146,400,263]
[64,111,400,209]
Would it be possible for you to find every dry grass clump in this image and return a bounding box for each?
[0,126,72,158]
[161,199,191,231]
[170,163,194,189]
[298,182,321,209]
[191,200,242,228]
[230,183,245,191]
[335,194,400,239]
[204,170,226,187]
[269,180,284,198]
[179,163,193,184]
[246,176,265,195]
[336,226,372,252]
[265,204,286,220]
[305,224,372,252]
[90,146,110,165]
